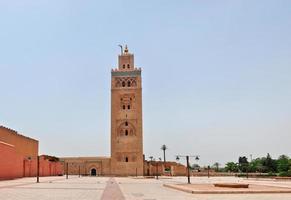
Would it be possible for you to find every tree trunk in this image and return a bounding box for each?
[163,150,166,162]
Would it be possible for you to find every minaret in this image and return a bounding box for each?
[110,45,143,176]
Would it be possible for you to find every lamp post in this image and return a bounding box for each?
[176,155,199,184]
[79,165,81,178]
[66,162,68,179]
[149,156,161,179]
[156,160,158,179]
[36,155,40,183]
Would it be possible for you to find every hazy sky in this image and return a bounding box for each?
[1,1,290,166]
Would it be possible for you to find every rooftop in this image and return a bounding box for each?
[0,125,38,142]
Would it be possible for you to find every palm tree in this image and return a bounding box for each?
[213,162,220,172]
[161,145,168,162]
[149,156,153,162]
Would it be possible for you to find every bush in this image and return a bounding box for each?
[278,171,291,177]
[268,172,276,176]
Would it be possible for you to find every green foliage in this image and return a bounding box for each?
[223,154,291,175]
[191,164,200,170]
[277,155,290,172]
[278,170,291,177]
[262,153,277,172]
[225,162,238,172]
[238,156,249,172]
[164,168,171,172]
[161,144,167,151]
[212,162,220,172]
[267,171,276,176]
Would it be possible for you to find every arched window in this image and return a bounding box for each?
[123,105,126,110]
[125,130,128,136]
[127,81,131,87]
[123,64,125,69]
[132,80,137,87]
[127,64,130,68]
[127,105,130,110]
[125,122,128,126]
[122,81,125,87]
[125,157,128,162]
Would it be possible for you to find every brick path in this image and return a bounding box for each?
[1,176,291,199]
[100,178,125,200]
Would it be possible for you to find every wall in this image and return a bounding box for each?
[0,126,63,179]
[60,157,111,176]
[39,156,63,176]
[144,161,187,176]
[110,51,144,176]
[0,126,38,159]
[0,141,23,180]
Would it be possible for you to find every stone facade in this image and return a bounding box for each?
[61,46,144,176]
[1,47,186,178]
[144,161,187,176]
[110,46,144,176]
[59,157,111,176]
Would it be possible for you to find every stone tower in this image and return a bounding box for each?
[111,46,143,176]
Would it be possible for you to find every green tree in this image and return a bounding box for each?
[160,144,167,162]
[262,153,277,172]
[212,162,220,172]
[191,164,200,170]
[277,155,290,172]
[238,156,249,172]
[249,158,265,173]
[225,162,238,172]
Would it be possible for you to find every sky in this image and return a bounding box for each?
[0,0,291,167]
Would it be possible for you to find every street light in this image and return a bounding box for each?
[176,155,200,184]
[36,156,39,183]
[149,156,161,179]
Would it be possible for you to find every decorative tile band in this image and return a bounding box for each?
[111,70,141,77]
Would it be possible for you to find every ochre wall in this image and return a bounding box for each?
[110,50,144,176]
[39,156,63,176]
[0,126,38,159]
[0,141,23,180]
[0,126,63,180]
[60,157,111,176]
[144,161,187,176]
[23,156,63,177]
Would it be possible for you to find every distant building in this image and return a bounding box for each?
[0,126,63,180]
[61,46,144,176]
[61,46,185,176]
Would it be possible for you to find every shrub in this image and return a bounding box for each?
[278,171,291,177]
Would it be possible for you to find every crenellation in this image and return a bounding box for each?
[0,125,38,142]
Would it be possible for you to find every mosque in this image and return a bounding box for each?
[0,46,186,179]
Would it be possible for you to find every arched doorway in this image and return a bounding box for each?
[91,168,97,176]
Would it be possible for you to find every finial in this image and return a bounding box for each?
[118,45,123,55]
[124,45,128,54]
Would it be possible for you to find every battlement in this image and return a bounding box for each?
[111,67,141,72]
[0,125,38,142]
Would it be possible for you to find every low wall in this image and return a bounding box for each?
[0,141,63,180]
[39,156,63,176]
[23,156,63,177]
[0,141,23,180]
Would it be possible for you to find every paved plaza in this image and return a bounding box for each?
[1,176,291,200]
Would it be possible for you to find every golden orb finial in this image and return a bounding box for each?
[124,45,128,54]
